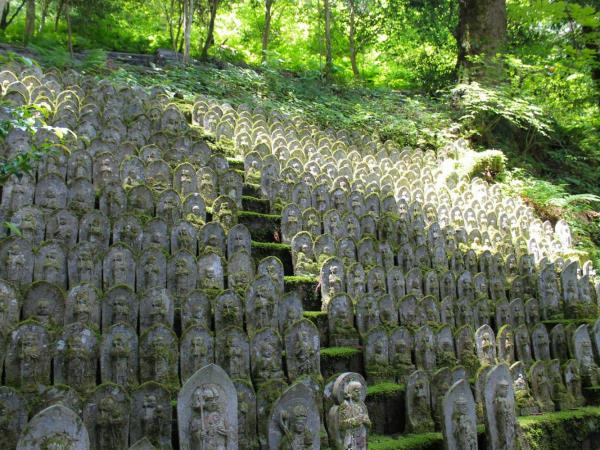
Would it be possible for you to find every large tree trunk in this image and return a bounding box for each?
[65,0,73,56]
[582,25,600,105]
[24,0,35,44]
[183,0,193,64]
[456,0,506,73]
[55,0,65,31]
[2,0,27,31]
[39,0,50,32]
[0,2,9,30]
[323,0,333,81]
[200,0,219,61]
[261,0,274,64]
[348,0,359,79]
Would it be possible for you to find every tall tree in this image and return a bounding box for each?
[183,0,194,63]
[323,0,333,80]
[200,0,220,61]
[1,0,28,31]
[39,0,51,32]
[261,0,274,63]
[347,0,358,78]
[24,0,35,43]
[456,0,506,72]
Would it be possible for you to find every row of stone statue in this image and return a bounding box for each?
[1,64,586,274]
[2,363,371,450]
[3,362,527,450]
[0,228,262,296]
[1,169,240,229]
[193,95,581,265]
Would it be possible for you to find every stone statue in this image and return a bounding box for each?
[442,380,478,450]
[178,364,238,450]
[328,373,370,450]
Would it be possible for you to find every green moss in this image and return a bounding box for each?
[285,275,319,284]
[226,157,244,171]
[243,182,261,197]
[251,241,293,276]
[252,241,291,251]
[238,210,281,242]
[239,210,281,221]
[284,275,321,310]
[367,382,406,399]
[303,311,327,320]
[321,346,361,360]
[542,318,595,327]
[242,195,270,214]
[518,406,600,450]
[369,433,442,450]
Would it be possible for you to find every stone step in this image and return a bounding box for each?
[242,195,270,214]
[286,276,321,310]
[251,241,293,275]
[238,210,281,242]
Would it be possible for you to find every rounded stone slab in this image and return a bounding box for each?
[17,404,90,450]
[268,382,320,450]
[178,363,238,450]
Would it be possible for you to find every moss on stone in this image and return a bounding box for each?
[321,346,361,360]
[541,318,595,327]
[242,195,270,214]
[303,311,327,320]
[518,406,600,450]
[250,241,292,277]
[367,382,406,399]
[243,182,261,197]
[368,432,442,450]
[238,210,280,242]
[284,275,321,310]
[226,157,244,171]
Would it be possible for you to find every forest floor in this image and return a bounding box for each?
[2,46,599,267]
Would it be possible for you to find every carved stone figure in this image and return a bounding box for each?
[268,383,320,450]
[100,323,139,389]
[130,382,172,448]
[178,364,238,450]
[327,373,370,450]
[0,387,28,449]
[442,380,478,450]
[84,384,130,450]
[54,323,99,394]
[484,364,518,450]
[405,370,434,434]
[16,405,89,450]
[6,322,52,392]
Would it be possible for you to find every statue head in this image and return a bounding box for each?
[291,404,308,434]
[344,381,363,403]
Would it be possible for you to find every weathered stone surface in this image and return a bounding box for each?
[268,382,321,450]
[178,364,238,450]
[83,384,130,450]
[17,404,89,450]
[441,380,478,450]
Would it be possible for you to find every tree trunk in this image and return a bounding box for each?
[323,0,333,81]
[39,0,50,32]
[65,0,73,56]
[456,0,507,74]
[55,0,64,31]
[261,0,274,64]
[24,0,35,44]
[582,25,600,105]
[348,0,359,79]
[183,0,193,64]
[1,2,9,30]
[200,0,219,62]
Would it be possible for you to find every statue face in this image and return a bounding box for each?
[142,394,157,419]
[292,411,307,433]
